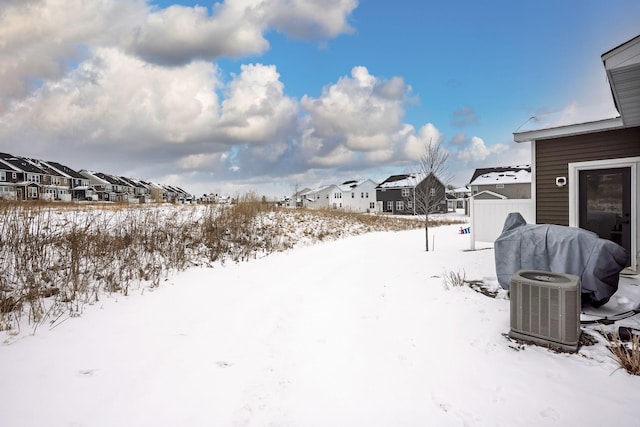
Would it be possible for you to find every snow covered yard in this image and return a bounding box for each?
[1,221,640,426]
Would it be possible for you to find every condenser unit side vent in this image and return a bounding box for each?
[509,270,581,352]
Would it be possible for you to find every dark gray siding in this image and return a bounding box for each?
[535,126,640,225]
[474,183,530,199]
[376,188,409,214]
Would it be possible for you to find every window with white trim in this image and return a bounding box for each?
[369,202,375,209]
[396,201,404,211]
[29,186,38,198]
[0,171,5,181]
[386,201,393,211]
[401,188,410,197]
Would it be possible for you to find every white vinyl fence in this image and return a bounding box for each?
[469,198,534,250]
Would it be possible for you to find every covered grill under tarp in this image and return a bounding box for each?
[495,213,629,307]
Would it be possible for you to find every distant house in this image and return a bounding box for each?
[0,160,17,200]
[118,176,152,203]
[0,151,191,204]
[80,170,115,201]
[200,193,231,204]
[338,179,379,213]
[98,173,135,202]
[446,186,471,211]
[0,152,47,201]
[468,165,531,199]
[22,158,71,201]
[300,185,337,209]
[376,173,447,215]
[43,160,96,201]
[513,34,640,272]
[140,181,166,203]
[283,187,309,208]
[160,184,191,203]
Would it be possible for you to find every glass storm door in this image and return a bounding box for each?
[578,167,631,266]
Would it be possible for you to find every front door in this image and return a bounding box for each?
[578,167,631,266]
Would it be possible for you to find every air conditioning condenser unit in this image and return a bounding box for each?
[510,270,581,352]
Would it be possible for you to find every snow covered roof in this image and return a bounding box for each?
[447,186,471,194]
[469,167,531,186]
[338,181,359,191]
[377,173,427,189]
[301,185,335,196]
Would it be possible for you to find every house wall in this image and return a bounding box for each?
[329,188,344,209]
[342,180,377,213]
[416,179,447,214]
[535,126,640,225]
[376,179,447,215]
[473,183,530,199]
[304,187,334,209]
[376,188,410,214]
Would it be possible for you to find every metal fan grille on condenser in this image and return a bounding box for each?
[509,270,581,352]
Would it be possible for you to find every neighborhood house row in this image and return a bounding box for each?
[286,166,531,215]
[0,150,531,212]
[0,152,191,203]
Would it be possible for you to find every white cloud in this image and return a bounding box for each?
[219,64,298,144]
[310,144,355,167]
[0,0,358,112]
[178,153,227,172]
[128,3,269,65]
[128,0,358,65]
[4,48,222,147]
[401,123,444,161]
[266,0,357,40]
[300,66,409,160]
[456,136,508,162]
[0,0,148,111]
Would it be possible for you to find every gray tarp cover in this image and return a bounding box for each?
[494,213,629,306]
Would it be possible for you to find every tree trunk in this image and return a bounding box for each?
[424,216,429,251]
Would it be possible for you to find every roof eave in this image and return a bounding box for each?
[513,117,624,142]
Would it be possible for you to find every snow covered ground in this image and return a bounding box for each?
[1,221,640,426]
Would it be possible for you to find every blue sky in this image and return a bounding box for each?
[1,0,639,197]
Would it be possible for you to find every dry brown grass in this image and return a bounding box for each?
[607,332,640,376]
[0,197,463,332]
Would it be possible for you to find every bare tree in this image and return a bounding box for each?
[291,183,300,208]
[408,142,451,251]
